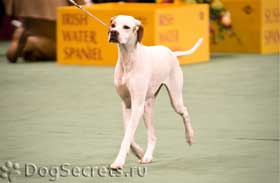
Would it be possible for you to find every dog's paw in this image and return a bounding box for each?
[138,156,153,164]
[187,138,193,145]
[186,130,194,145]
[110,162,124,170]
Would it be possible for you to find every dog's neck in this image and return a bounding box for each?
[118,42,141,73]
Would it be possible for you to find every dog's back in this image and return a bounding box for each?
[142,44,180,69]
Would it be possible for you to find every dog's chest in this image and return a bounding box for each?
[115,73,131,102]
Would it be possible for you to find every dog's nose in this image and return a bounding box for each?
[109,30,119,43]
[110,30,119,37]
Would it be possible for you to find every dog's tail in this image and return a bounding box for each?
[173,38,203,57]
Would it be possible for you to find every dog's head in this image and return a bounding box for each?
[108,15,143,45]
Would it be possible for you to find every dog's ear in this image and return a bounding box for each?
[110,16,116,25]
[137,25,144,43]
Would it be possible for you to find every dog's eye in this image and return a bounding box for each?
[123,25,130,29]
[111,24,116,28]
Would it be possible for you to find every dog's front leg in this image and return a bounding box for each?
[111,95,145,169]
[122,102,144,159]
[140,97,156,164]
[111,102,144,169]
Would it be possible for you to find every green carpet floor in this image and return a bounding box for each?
[0,41,279,183]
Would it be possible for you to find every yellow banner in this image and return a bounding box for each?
[57,3,209,66]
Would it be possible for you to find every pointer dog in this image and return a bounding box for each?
[109,15,203,169]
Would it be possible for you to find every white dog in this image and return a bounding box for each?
[108,15,203,169]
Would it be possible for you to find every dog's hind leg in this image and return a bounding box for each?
[122,102,144,159]
[165,69,194,145]
[140,97,156,164]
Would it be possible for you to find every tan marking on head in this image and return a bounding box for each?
[137,25,144,43]
[110,16,117,26]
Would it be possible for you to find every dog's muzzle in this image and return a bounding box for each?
[109,30,119,43]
